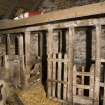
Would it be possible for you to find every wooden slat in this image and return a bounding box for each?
[73,65,77,96]
[48,79,67,84]
[63,54,68,100]
[48,54,53,97]
[57,53,62,99]
[52,53,56,97]
[89,65,95,98]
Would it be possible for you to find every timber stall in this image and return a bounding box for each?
[0,2,105,105]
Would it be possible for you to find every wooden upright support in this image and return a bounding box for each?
[25,31,31,87]
[68,27,74,104]
[47,26,53,97]
[94,24,101,105]
[18,34,25,86]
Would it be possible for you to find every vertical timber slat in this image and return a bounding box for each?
[48,54,52,97]
[63,54,68,100]
[57,53,62,99]
[52,53,56,97]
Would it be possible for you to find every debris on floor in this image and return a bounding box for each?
[18,83,61,105]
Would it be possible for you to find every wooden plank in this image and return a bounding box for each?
[73,65,77,96]
[48,79,68,84]
[57,53,62,99]
[63,54,68,100]
[47,54,53,97]
[89,65,95,99]
[94,24,101,105]
[1,1,105,30]
[52,53,56,97]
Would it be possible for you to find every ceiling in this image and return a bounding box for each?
[0,0,43,19]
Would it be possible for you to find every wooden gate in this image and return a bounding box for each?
[47,53,70,102]
[73,64,95,105]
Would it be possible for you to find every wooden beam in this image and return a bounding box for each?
[1,2,105,30]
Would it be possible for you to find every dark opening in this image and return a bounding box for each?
[38,33,41,56]
[99,87,104,105]
[84,89,89,97]
[42,31,47,92]
[5,35,8,55]
[62,29,66,54]
[58,29,66,54]
[55,61,58,97]
[61,62,64,99]
[76,75,82,84]
[76,88,79,95]
[15,36,19,55]
[84,76,90,85]
[77,65,82,72]
[100,63,105,83]
[85,27,93,72]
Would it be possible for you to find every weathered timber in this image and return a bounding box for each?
[94,24,101,105]
[24,31,31,87]
[68,27,74,104]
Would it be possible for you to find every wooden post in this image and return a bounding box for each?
[18,34,25,86]
[68,27,74,104]
[47,26,53,97]
[24,31,31,87]
[94,24,101,105]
